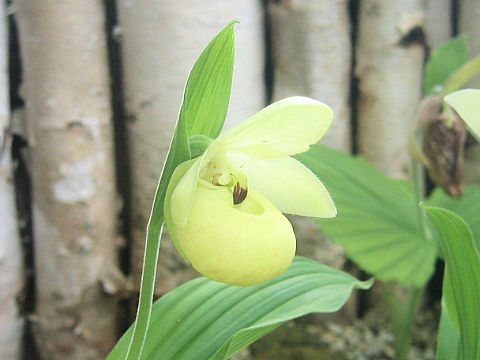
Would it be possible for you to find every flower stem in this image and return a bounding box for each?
[125,220,163,360]
[412,159,427,232]
[391,285,423,360]
[411,158,435,242]
[389,159,430,360]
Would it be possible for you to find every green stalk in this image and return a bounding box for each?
[125,223,163,359]
[123,129,190,360]
[388,159,430,360]
[411,159,433,240]
[389,286,423,360]
[442,54,480,95]
[411,159,425,226]
[124,154,175,359]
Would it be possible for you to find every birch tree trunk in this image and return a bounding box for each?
[459,0,480,183]
[118,0,265,295]
[356,0,425,178]
[424,0,451,50]
[0,3,23,359]
[268,0,352,152]
[16,1,119,359]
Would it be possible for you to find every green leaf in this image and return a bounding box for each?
[189,135,213,158]
[423,206,480,360]
[296,145,436,287]
[125,22,237,359]
[444,89,480,140]
[427,186,480,251]
[425,36,469,95]
[107,257,372,360]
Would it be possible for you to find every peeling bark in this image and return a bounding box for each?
[118,0,265,295]
[0,2,23,359]
[356,0,425,178]
[15,1,119,359]
[268,0,352,152]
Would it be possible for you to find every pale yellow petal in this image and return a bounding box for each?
[228,152,336,218]
[216,96,333,156]
[170,154,208,226]
[445,89,480,140]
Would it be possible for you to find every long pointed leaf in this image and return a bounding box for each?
[182,21,236,138]
[423,206,480,360]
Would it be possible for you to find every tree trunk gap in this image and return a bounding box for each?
[0,2,24,359]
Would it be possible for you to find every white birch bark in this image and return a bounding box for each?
[118,0,265,294]
[15,1,119,359]
[0,3,23,359]
[459,0,480,184]
[268,0,352,152]
[356,0,425,178]
[459,0,480,81]
[425,0,451,50]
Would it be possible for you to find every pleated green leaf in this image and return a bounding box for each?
[424,206,480,360]
[107,257,372,360]
[296,145,436,287]
[424,35,469,95]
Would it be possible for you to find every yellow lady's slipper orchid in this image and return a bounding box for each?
[164,96,337,286]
